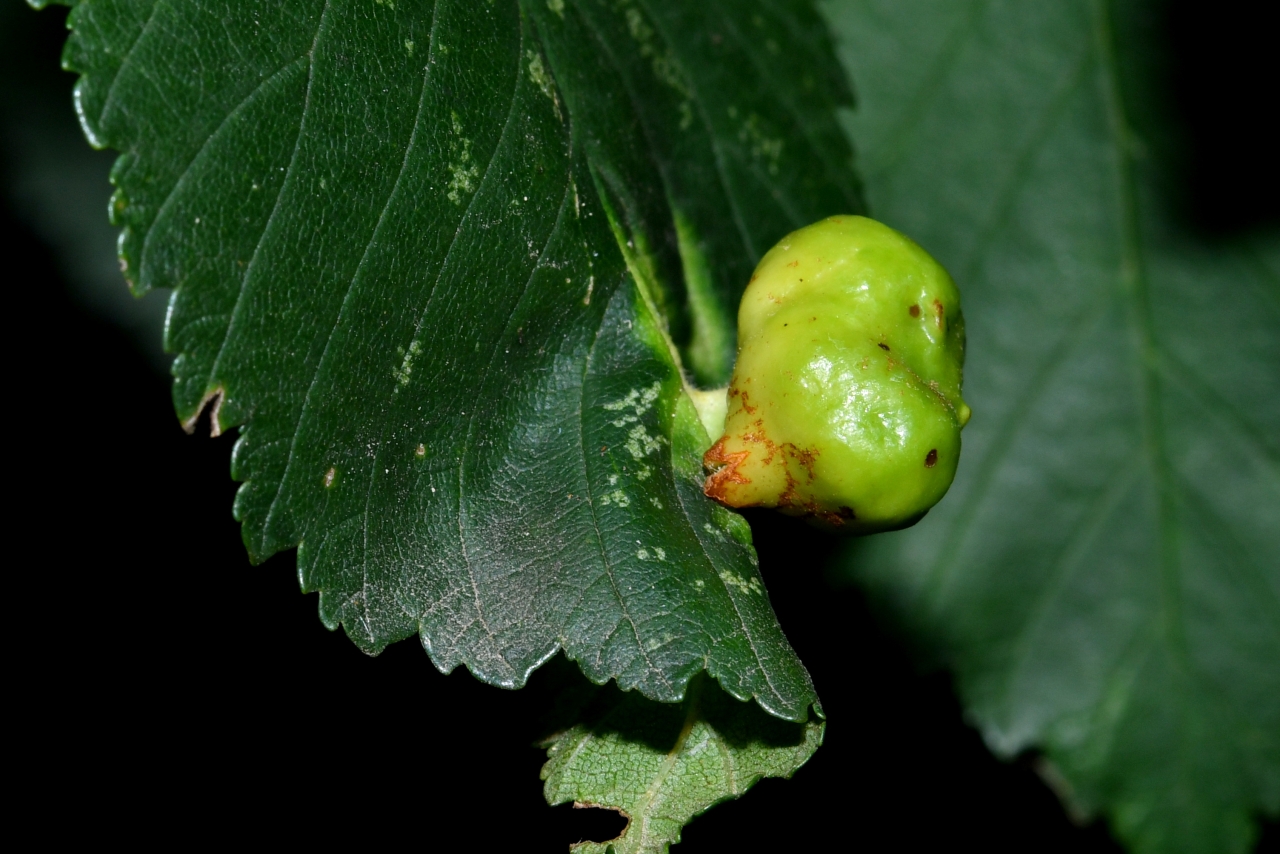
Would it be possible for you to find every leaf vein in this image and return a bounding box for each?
[139,54,311,286]
[205,0,331,419]
[861,0,988,182]
[996,457,1142,715]
[925,288,1114,608]
[95,0,163,129]
[454,179,577,655]
[959,43,1095,282]
[573,299,674,696]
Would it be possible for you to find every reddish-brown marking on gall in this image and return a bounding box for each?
[738,390,758,415]
[703,439,752,502]
[787,260,800,268]
[775,466,803,511]
[762,445,816,509]
[743,418,779,465]
[909,304,920,318]
[933,299,945,330]
[787,444,819,482]
[925,448,938,468]
[810,504,849,528]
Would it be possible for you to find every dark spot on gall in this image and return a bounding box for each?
[909,304,920,318]
[925,449,938,468]
[878,342,890,351]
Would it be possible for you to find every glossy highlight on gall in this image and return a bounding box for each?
[703,216,970,534]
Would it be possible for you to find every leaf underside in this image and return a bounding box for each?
[56,0,864,721]
[542,673,824,854]
[826,1,1280,851]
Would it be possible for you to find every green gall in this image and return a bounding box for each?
[703,215,970,534]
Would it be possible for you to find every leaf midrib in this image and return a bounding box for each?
[634,677,704,851]
[1092,0,1187,669]
[916,3,1194,689]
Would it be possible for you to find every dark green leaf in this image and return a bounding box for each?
[53,0,864,719]
[825,1,1279,851]
[542,673,823,854]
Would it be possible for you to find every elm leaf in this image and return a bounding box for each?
[542,674,824,854]
[826,1,1280,851]
[49,0,863,719]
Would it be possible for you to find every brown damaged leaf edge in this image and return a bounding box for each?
[181,387,227,437]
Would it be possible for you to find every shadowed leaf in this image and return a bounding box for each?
[826,1,1280,851]
[542,674,823,854]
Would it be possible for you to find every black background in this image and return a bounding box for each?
[4,2,1274,850]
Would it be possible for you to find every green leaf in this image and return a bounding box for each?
[54,0,863,720]
[825,1,1279,851]
[542,673,824,854]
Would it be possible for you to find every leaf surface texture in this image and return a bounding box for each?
[58,0,864,719]
[826,1,1280,850]
[542,674,823,854]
